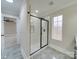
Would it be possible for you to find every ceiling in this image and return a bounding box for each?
[31,0,76,16]
[1,0,23,17]
[1,0,76,17]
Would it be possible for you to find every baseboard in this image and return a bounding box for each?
[48,44,74,58]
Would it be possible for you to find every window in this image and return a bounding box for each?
[52,15,63,41]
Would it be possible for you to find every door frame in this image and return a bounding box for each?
[30,15,49,55]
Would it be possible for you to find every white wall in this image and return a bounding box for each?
[16,18,21,45]
[1,15,5,52]
[17,0,30,59]
[49,4,77,51]
[1,15,4,35]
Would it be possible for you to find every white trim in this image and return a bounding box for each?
[48,44,74,58]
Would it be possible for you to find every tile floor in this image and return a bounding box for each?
[31,47,74,59]
[1,45,74,59]
[1,45,23,59]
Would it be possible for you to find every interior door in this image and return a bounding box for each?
[4,21,17,48]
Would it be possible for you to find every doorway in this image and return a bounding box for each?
[1,16,23,59]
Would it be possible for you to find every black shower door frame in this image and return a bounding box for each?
[30,15,49,55]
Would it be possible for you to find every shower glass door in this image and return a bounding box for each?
[30,15,49,55]
[41,20,48,47]
[30,16,40,54]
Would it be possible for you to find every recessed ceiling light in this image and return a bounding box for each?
[35,10,39,13]
[6,0,13,3]
[49,1,53,5]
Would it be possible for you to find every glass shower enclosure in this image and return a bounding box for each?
[30,15,49,55]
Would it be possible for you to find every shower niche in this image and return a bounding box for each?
[30,15,49,55]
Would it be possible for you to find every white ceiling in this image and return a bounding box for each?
[31,0,76,16]
[1,0,23,17]
[1,0,76,17]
